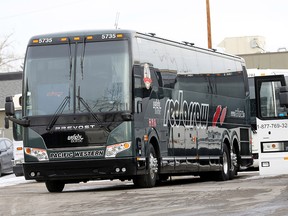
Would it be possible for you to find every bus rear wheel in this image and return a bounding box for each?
[230,146,239,179]
[133,144,158,188]
[45,180,65,192]
[215,144,230,181]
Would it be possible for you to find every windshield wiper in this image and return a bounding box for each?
[78,96,110,133]
[46,96,70,131]
[77,89,110,133]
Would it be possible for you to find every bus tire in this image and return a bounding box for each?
[215,144,230,181]
[45,180,65,192]
[230,146,238,179]
[133,144,158,188]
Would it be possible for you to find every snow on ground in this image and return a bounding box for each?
[0,171,282,189]
[0,173,27,188]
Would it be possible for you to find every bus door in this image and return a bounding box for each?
[133,64,168,164]
[254,75,288,175]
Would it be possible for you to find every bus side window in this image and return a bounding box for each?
[154,69,164,99]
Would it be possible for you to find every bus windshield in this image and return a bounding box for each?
[24,40,130,116]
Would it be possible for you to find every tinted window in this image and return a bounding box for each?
[25,44,72,116]
[215,71,246,98]
[78,41,130,112]
[175,75,210,94]
[137,37,247,99]
[24,41,130,116]
[160,71,176,88]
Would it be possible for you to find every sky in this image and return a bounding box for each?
[1,0,288,70]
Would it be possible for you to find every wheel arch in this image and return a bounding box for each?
[149,136,160,158]
[232,134,240,157]
[222,130,231,152]
[146,128,160,158]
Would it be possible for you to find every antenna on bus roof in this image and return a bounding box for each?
[148,33,156,37]
[114,12,120,29]
[182,41,195,46]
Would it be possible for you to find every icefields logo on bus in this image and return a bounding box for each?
[67,134,84,143]
[163,91,209,129]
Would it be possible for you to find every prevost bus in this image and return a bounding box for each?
[248,69,288,175]
[5,30,252,192]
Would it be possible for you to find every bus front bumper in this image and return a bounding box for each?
[23,157,146,182]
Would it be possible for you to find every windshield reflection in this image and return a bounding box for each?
[24,40,130,116]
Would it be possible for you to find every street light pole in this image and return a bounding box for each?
[206,0,212,49]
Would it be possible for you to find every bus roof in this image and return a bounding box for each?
[28,29,244,63]
[29,29,136,40]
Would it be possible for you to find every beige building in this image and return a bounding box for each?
[218,36,288,69]
[0,72,22,140]
[218,36,266,55]
[239,51,288,69]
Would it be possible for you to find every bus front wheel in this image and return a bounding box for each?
[45,180,65,192]
[133,144,158,188]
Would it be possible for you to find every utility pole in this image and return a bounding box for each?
[206,0,212,49]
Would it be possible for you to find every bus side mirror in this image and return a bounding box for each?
[279,86,288,107]
[5,96,15,116]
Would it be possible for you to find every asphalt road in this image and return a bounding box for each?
[0,171,287,216]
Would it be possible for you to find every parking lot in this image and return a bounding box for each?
[1,171,288,216]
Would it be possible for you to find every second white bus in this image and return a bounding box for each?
[248,69,288,175]
[11,94,24,176]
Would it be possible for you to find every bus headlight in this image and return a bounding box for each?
[105,142,131,158]
[24,147,49,161]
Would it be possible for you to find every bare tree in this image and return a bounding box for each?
[0,33,23,72]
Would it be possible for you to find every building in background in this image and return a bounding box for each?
[218,36,288,69]
[239,51,288,69]
[0,72,22,140]
[218,36,266,55]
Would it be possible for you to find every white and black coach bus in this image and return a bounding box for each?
[5,30,252,192]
